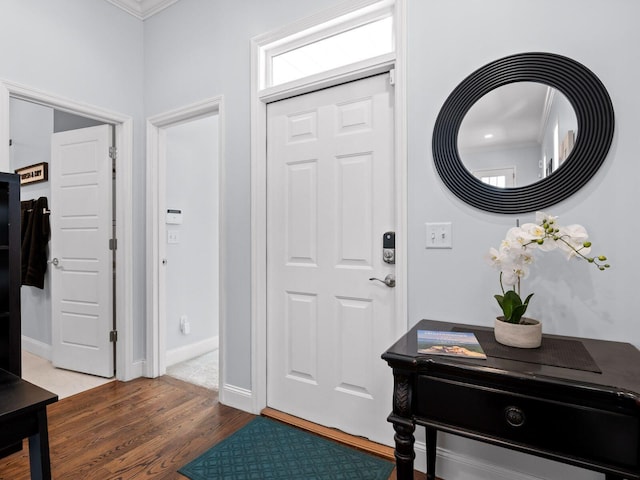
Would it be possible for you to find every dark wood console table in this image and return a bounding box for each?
[382,319,640,480]
[0,368,57,479]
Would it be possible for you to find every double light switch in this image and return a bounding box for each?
[425,222,452,249]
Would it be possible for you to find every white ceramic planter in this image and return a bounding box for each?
[494,317,542,349]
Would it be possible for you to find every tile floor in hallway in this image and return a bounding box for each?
[21,350,114,399]
[21,348,219,399]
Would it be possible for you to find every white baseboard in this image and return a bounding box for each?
[413,441,600,480]
[165,336,219,367]
[22,335,52,360]
[126,359,146,381]
[418,444,535,480]
[219,383,254,413]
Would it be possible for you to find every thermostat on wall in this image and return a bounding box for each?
[166,209,183,224]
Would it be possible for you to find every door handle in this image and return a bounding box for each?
[48,258,59,266]
[369,274,395,288]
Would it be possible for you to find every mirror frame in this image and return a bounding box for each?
[432,52,615,214]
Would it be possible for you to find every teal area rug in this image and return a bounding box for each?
[179,416,395,480]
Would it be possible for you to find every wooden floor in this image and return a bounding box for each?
[0,376,427,479]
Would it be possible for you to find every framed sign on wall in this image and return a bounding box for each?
[15,162,48,186]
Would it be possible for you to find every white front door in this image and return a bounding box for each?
[267,74,395,445]
[50,125,114,378]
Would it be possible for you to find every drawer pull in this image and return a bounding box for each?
[504,406,526,427]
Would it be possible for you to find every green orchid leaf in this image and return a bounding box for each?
[495,290,534,323]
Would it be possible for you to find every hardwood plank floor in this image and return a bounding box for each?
[0,376,427,479]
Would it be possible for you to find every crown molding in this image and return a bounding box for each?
[104,0,180,20]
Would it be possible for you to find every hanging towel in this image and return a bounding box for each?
[20,196,50,289]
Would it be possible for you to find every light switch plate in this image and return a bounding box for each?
[425,222,452,249]
[167,229,180,244]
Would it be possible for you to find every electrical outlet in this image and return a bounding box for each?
[425,222,452,249]
[180,315,190,335]
[168,230,180,244]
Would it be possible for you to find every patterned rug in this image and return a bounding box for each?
[179,417,394,480]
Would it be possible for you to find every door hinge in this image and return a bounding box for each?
[109,238,117,250]
[110,146,117,174]
[110,330,118,342]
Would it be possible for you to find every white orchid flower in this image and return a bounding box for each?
[504,226,535,248]
[556,224,591,259]
[500,268,519,287]
[520,222,545,239]
[518,250,535,266]
[485,247,503,268]
[501,263,529,286]
[535,211,558,225]
[489,211,609,324]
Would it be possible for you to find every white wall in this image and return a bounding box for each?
[540,92,577,172]
[146,0,640,478]
[4,1,639,477]
[144,0,640,383]
[144,0,344,388]
[0,0,146,360]
[10,98,53,346]
[408,0,638,346]
[408,2,639,476]
[165,114,219,353]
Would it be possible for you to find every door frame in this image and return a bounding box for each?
[248,0,407,414]
[145,96,225,380]
[0,79,135,381]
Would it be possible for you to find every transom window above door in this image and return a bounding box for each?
[258,0,395,90]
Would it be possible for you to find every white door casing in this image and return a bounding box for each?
[145,97,225,381]
[267,74,395,445]
[0,80,134,382]
[51,124,114,378]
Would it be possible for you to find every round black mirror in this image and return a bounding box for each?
[432,52,615,214]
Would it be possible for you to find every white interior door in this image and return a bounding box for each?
[50,124,114,378]
[267,74,395,445]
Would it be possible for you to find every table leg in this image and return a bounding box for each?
[425,426,437,480]
[391,419,415,480]
[28,409,52,480]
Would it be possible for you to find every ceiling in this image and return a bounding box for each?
[458,82,552,152]
[104,0,180,19]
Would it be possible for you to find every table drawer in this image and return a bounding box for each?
[416,376,640,472]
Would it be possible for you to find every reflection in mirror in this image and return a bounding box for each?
[457,82,578,188]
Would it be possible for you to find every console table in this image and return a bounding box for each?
[0,368,58,479]
[382,319,640,480]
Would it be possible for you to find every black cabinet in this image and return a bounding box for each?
[383,319,640,480]
[0,173,21,376]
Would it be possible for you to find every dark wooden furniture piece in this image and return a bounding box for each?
[382,319,640,480]
[0,368,57,479]
[0,172,21,377]
[0,172,24,461]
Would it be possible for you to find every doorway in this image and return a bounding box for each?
[146,97,224,390]
[250,0,407,424]
[162,114,220,390]
[10,98,117,391]
[266,73,397,445]
[0,80,135,383]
